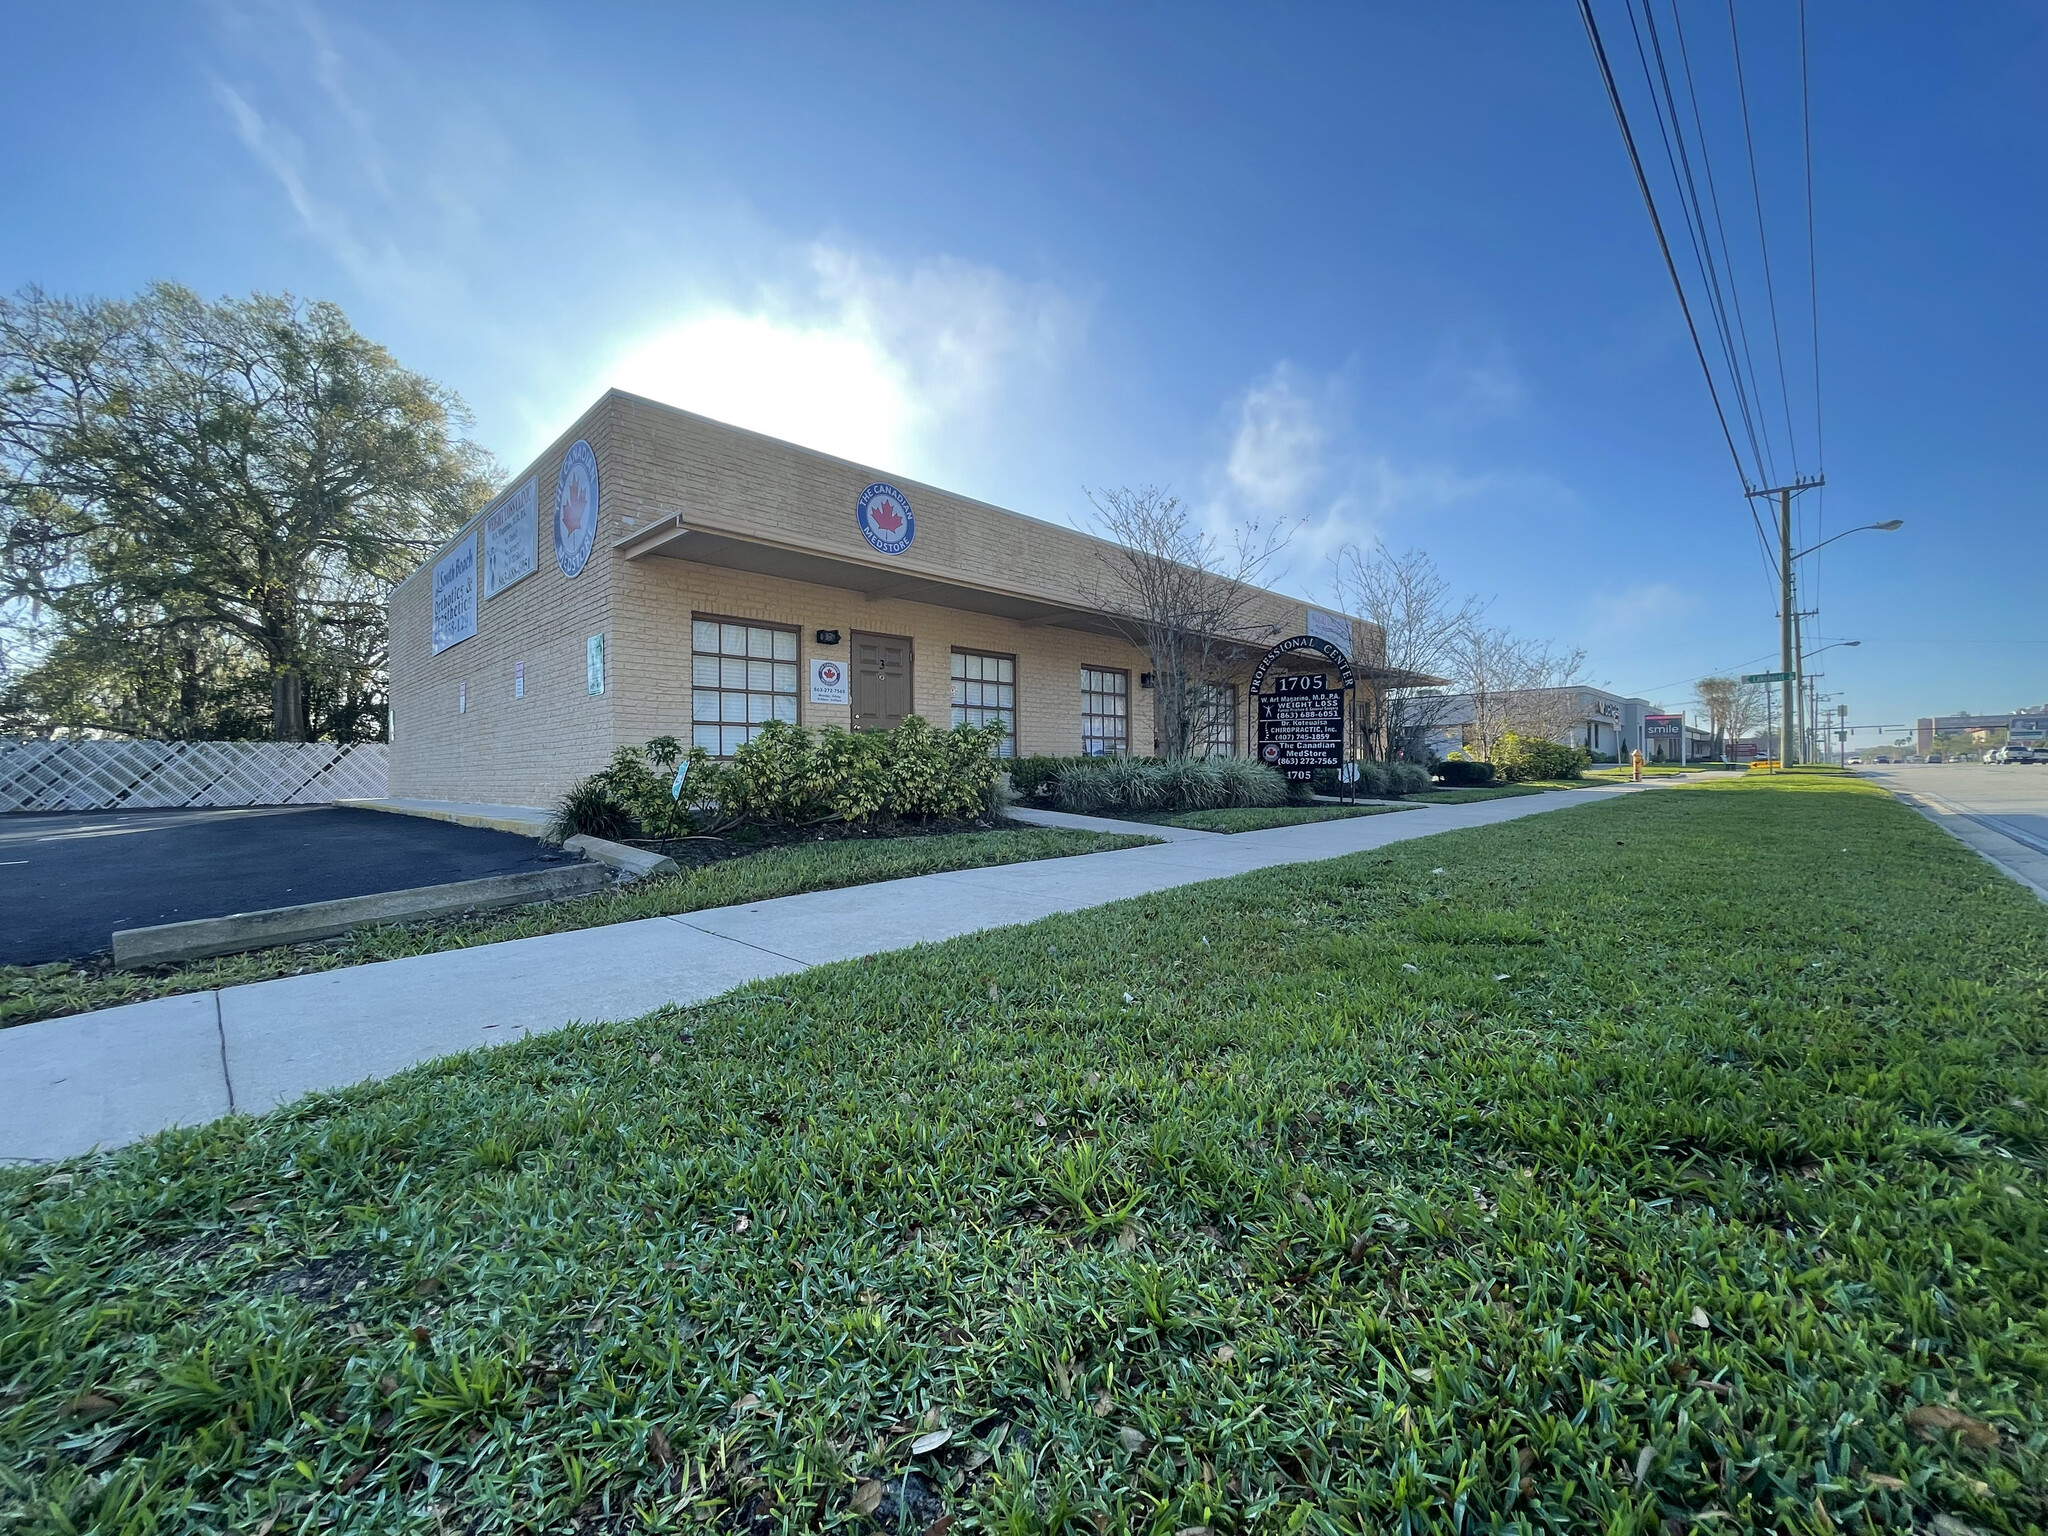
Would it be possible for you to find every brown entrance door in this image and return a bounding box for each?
[850,632,913,731]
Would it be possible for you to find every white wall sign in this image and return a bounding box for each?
[555,440,599,578]
[483,478,538,599]
[1303,606,1352,657]
[810,656,849,705]
[431,535,478,654]
[586,633,605,696]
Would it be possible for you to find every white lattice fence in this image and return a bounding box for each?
[0,741,388,812]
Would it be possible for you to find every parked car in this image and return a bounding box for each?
[1985,748,2004,763]
[1847,756,1863,765]
[1927,753,1944,763]
[1875,755,1892,763]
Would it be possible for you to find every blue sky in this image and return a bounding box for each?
[4,2,2041,738]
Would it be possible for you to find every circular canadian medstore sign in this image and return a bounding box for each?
[553,440,599,578]
[856,482,914,555]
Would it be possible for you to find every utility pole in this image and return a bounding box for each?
[1781,489,1797,764]
[1749,476,1824,766]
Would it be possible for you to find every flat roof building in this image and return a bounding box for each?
[388,392,1383,808]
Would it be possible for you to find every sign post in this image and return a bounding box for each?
[1742,672,1793,772]
[1250,635,1355,784]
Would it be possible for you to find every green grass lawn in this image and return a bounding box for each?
[1402,782,1562,804]
[5,777,2044,1534]
[1128,804,1419,833]
[0,826,1150,1030]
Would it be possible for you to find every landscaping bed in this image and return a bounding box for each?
[4,777,2043,1533]
[1127,803,1419,833]
[0,824,1148,1029]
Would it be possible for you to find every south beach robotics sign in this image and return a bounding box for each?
[1251,634,1354,781]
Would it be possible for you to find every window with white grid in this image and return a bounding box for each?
[1080,667,1129,756]
[691,618,798,757]
[950,649,1016,756]
[1190,682,1237,757]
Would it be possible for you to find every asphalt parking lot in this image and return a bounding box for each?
[0,807,576,966]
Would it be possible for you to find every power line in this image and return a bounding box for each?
[1799,0,1828,614]
[1576,0,1754,492]
[1627,0,1774,486]
[1667,0,1781,485]
[1726,0,1802,476]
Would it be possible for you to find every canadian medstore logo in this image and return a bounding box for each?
[817,661,843,687]
[856,483,915,555]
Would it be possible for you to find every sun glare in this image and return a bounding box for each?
[605,312,918,470]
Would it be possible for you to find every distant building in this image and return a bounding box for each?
[1917,707,2048,755]
[1424,686,1654,763]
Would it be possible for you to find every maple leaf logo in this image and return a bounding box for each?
[561,475,587,534]
[867,499,904,536]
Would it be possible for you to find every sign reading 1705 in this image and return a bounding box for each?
[1251,637,1355,781]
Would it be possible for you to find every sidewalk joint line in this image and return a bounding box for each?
[213,990,236,1115]
[665,917,813,967]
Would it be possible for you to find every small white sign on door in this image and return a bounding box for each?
[810,656,849,705]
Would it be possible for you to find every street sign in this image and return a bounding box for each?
[1743,671,1793,684]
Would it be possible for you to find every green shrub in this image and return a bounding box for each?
[1490,733,1590,782]
[1007,755,1094,800]
[550,719,1009,837]
[1435,758,1496,787]
[1058,756,1286,815]
[546,775,638,843]
[1387,761,1432,794]
[1215,757,1287,807]
[1155,757,1230,810]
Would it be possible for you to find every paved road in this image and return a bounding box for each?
[1856,761,2048,897]
[0,807,577,966]
[1,783,1656,1161]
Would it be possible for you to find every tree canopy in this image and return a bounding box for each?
[0,283,498,741]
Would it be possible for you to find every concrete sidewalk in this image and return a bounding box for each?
[3,785,1647,1162]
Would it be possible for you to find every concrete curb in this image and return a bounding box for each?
[110,862,613,968]
[335,798,554,838]
[1878,783,2048,902]
[563,834,679,881]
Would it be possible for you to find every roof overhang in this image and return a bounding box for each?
[615,516,1133,637]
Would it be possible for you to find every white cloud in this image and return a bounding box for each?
[596,246,1082,474]
[208,4,1084,482]
[1224,364,1330,513]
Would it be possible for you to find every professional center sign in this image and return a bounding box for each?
[1250,634,1355,781]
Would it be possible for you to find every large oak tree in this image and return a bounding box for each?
[0,283,497,740]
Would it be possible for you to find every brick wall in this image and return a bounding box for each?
[613,555,1155,758]
[388,391,1384,807]
[388,396,623,806]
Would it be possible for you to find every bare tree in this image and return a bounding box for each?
[1457,624,1589,761]
[1332,540,1480,760]
[1694,676,1762,755]
[1084,486,1290,758]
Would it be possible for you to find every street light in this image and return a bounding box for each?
[1792,520,1904,562]
[1775,519,1900,764]
[1796,643,1861,759]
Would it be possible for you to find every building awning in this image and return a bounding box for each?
[615,516,1132,637]
[614,514,1439,683]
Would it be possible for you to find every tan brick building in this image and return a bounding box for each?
[388,391,1380,807]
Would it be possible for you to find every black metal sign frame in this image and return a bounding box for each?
[1249,634,1355,781]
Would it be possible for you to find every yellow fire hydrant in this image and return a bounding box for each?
[1630,749,1644,782]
